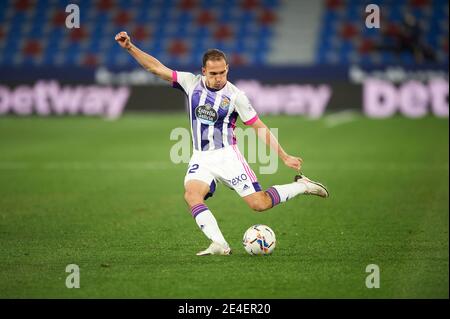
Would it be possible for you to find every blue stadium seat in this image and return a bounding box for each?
[316,0,448,65]
[7,0,446,68]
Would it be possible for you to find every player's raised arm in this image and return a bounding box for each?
[114,31,172,82]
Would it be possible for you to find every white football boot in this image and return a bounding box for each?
[294,174,329,198]
[196,242,232,256]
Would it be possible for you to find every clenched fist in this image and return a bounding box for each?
[115,31,131,49]
[282,154,303,171]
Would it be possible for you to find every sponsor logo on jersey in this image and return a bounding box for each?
[195,103,218,125]
[243,184,250,190]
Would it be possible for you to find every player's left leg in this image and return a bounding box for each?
[242,191,272,212]
[243,174,329,212]
[224,144,328,212]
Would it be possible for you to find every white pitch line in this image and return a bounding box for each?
[0,162,447,171]
[303,163,449,171]
[324,110,359,128]
[0,161,178,170]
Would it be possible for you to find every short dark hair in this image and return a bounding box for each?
[202,49,228,67]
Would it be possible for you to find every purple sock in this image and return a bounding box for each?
[191,203,208,218]
[265,187,281,207]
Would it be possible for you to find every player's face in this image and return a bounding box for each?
[202,59,228,90]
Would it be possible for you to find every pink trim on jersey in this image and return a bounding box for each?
[172,70,177,86]
[232,144,257,182]
[230,117,237,145]
[244,114,259,126]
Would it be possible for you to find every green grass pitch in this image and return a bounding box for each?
[0,113,448,298]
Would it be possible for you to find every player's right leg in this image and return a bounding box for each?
[184,160,231,256]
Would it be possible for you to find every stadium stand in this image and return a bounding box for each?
[0,0,279,67]
[0,0,447,67]
[317,0,449,65]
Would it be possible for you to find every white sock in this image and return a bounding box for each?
[265,182,307,206]
[191,204,229,248]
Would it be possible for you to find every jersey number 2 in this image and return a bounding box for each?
[188,164,199,174]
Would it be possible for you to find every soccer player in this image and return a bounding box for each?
[115,31,329,255]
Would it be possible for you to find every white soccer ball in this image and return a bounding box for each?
[242,224,276,255]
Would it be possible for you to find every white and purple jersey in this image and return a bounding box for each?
[172,71,259,151]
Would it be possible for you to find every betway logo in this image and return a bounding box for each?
[364,78,448,118]
[0,81,130,118]
[235,80,331,118]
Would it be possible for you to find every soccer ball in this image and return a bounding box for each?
[242,224,276,255]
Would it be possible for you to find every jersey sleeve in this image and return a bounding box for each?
[172,71,198,93]
[235,90,259,125]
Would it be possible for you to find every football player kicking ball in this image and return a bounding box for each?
[115,31,329,256]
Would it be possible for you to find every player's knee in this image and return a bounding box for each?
[246,192,271,212]
[248,200,270,212]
